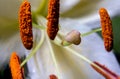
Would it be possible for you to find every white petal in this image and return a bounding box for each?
[0,33,25,68]
[59,18,120,78]
[27,18,120,79]
[61,0,120,28]
[60,0,79,13]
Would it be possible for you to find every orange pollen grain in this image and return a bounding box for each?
[47,0,60,40]
[19,0,33,50]
[9,52,24,79]
[99,8,113,52]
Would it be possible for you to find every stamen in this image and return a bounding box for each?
[49,74,58,79]
[46,35,61,79]
[47,0,60,40]
[9,52,24,79]
[21,30,45,67]
[99,8,113,52]
[19,0,33,50]
[91,61,120,79]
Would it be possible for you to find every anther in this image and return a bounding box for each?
[99,8,113,52]
[47,0,60,40]
[9,52,24,79]
[49,74,58,79]
[19,0,33,50]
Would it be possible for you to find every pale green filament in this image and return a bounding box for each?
[20,30,45,67]
[54,35,106,74]
[37,16,47,27]
[65,47,107,76]
[66,47,93,64]
[81,28,102,37]
[46,35,61,79]
[54,36,93,64]
[33,22,45,30]
[61,41,72,46]
[53,36,63,46]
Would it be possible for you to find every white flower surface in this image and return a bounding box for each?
[0,0,120,79]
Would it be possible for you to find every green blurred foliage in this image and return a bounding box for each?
[112,16,120,53]
[112,16,120,63]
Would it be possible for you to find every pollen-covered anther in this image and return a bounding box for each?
[63,30,81,45]
[9,52,24,79]
[49,74,58,79]
[99,8,113,52]
[91,61,120,79]
[19,0,33,50]
[47,0,60,40]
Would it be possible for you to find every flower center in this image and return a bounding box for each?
[15,0,115,79]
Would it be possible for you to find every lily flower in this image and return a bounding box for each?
[0,0,120,79]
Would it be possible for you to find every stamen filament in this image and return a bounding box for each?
[54,35,104,73]
[37,16,47,28]
[33,22,45,30]
[20,30,45,67]
[53,36,63,46]
[46,35,61,79]
[65,47,92,64]
[64,47,108,76]
[61,41,71,46]
[81,28,102,37]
